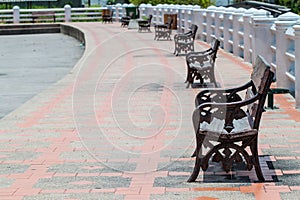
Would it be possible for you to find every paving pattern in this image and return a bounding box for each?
[0,22,300,200]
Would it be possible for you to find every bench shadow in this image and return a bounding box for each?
[199,155,279,183]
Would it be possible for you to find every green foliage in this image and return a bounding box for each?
[0,4,12,9]
[279,0,300,14]
[129,0,214,8]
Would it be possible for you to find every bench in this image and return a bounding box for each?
[173,24,198,56]
[120,16,131,27]
[154,17,173,41]
[188,55,274,182]
[185,39,220,88]
[138,15,152,32]
[102,9,113,23]
[32,11,56,23]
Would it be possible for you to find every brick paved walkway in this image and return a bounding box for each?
[0,22,300,200]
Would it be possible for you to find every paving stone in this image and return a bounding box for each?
[154,175,191,188]
[34,176,130,189]
[23,193,123,200]
[0,163,29,174]
[0,177,14,188]
[157,160,194,173]
[280,191,300,200]
[47,163,104,173]
[59,151,96,160]
[275,174,300,187]
[270,160,300,171]
[0,151,41,161]
[48,162,136,174]
[263,147,300,157]
[151,191,255,200]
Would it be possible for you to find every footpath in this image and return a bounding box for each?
[0,22,299,200]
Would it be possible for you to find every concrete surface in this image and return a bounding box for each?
[0,33,84,119]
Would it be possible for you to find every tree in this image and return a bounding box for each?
[129,0,214,8]
[279,0,300,14]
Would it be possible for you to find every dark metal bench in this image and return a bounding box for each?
[32,11,56,23]
[188,55,274,182]
[173,24,198,56]
[138,15,152,32]
[185,39,220,88]
[102,9,113,23]
[120,16,131,27]
[154,17,173,41]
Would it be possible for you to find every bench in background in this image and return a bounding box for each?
[154,17,173,41]
[185,39,220,88]
[32,11,56,23]
[173,24,198,56]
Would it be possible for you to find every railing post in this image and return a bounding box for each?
[206,6,216,44]
[274,13,300,89]
[200,9,207,41]
[186,8,192,32]
[146,4,154,18]
[115,3,120,22]
[64,4,71,22]
[13,6,20,24]
[192,8,201,39]
[243,9,255,63]
[163,6,168,26]
[214,7,225,45]
[175,6,180,31]
[152,7,158,25]
[158,7,163,24]
[180,8,186,33]
[232,8,246,58]
[251,17,275,65]
[139,4,146,18]
[294,23,300,108]
[184,8,190,32]
[223,8,235,53]
[144,4,153,17]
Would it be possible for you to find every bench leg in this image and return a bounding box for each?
[186,68,195,88]
[185,66,191,83]
[187,155,201,182]
[210,71,218,88]
[267,93,274,109]
[188,134,205,182]
[250,137,265,182]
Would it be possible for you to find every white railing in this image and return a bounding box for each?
[139,4,300,109]
[1,4,300,108]
[0,3,136,23]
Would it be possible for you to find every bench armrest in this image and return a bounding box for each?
[174,33,193,42]
[193,94,259,133]
[155,24,168,29]
[186,48,212,57]
[194,80,254,107]
[138,20,148,24]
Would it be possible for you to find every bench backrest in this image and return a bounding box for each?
[148,15,153,24]
[185,39,220,70]
[166,17,173,29]
[102,9,110,16]
[189,24,198,40]
[247,55,274,130]
[32,11,55,16]
[210,39,220,62]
